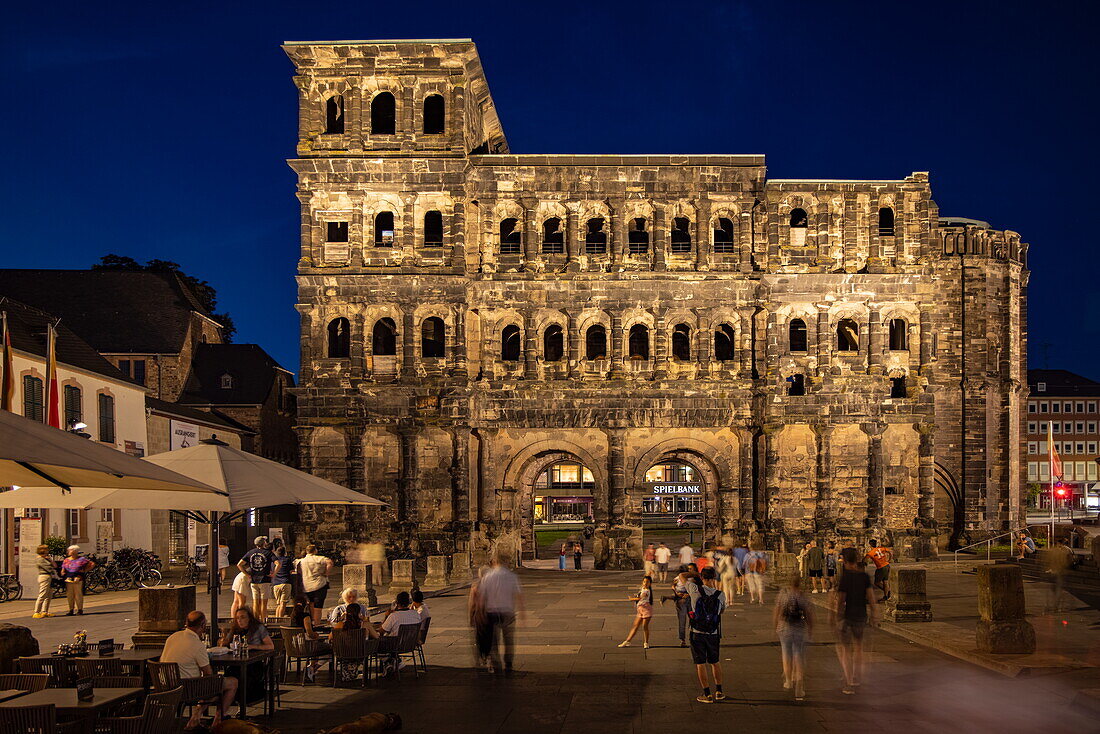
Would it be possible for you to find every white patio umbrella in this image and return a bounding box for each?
[143,437,385,636]
[0,408,229,511]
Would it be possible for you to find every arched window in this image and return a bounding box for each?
[424,210,443,247]
[542,218,564,254]
[836,319,859,352]
[787,374,806,396]
[324,95,344,134]
[670,217,692,253]
[714,324,736,362]
[327,317,351,358]
[585,325,607,360]
[879,207,895,237]
[501,325,521,361]
[421,317,446,358]
[672,324,691,361]
[372,317,397,355]
[713,218,735,253]
[628,324,650,360]
[374,211,395,247]
[628,217,649,254]
[789,208,808,228]
[499,218,521,255]
[423,94,445,135]
[789,318,808,352]
[585,218,607,254]
[890,376,907,398]
[220,373,234,389]
[543,324,564,362]
[888,318,908,351]
[370,92,396,134]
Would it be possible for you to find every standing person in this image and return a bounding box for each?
[558,542,569,571]
[643,543,657,579]
[468,566,493,672]
[217,542,231,583]
[655,542,672,582]
[573,541,583,571]
[773,575,813,700]
[1046,539,1074,612]
[663,565,696,648]
[297,544,333,625]
[32,545,58,619]
[271,545,293,617]
[678,541,695,568]
[864,539,893,602]
[687,567,727,703]
[617,576,654,648]
[162,611,237,731]
[732,538,749,595]
[796,542,811,579]
[823,541,839,591]
[805,540,825,594]
[743,541,768,605]
[238,536,279,622]
[61,545,94,616]
[477,551,525,676]
[715,545,737,602]
[834,546,876,695]
[230,569,250,617]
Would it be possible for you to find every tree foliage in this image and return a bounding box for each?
[92,254,236,341]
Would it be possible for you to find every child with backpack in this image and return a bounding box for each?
[686,567,727,703]
[772,574,813,700]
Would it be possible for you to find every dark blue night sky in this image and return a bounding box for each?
[2,1,1094,378]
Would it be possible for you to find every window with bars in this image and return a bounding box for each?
[627,218,649,254]
[542,218,564,254]
[63,385,82,428]
[22,376,43,421]
[670,217,692,253]
[713,218,735,253]
[499,218,521,255]
[98,393,115,443]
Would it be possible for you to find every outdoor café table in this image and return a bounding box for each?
[208,648,276,718]
[0,686,142,731]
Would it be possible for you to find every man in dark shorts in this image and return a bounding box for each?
[865,540,893,601]
[805,539,825,593]
[834,546,876,695]
[686,567,727,703]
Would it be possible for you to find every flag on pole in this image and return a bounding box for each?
[0,311,13,412]
[1048,421,1063,480]
[45,322,60,428]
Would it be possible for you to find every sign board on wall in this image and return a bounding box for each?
[95,522,113,557]
[170,421,200,450]
[18,518,41,584]
[123,440,145,458]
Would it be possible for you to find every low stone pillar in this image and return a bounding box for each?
[0,624,40,673]
[421,555,451,590]
[133,585,195,649]
[976,565,1035,654]
[773,552,798,585]
[451,551,471,581]
[341,563,378,606]
[363,543,388,585]
[884,568,933,622]
[388,559,416,596]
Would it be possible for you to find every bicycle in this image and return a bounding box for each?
[0,573,22,602]
[182,556,203,586]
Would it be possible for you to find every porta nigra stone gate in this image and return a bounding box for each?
[285,39,1029,568]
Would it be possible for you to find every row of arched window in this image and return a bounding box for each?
[327,211,444,248]
[787,207,895,237]
[323,93,445,136]
[324,316,911,361]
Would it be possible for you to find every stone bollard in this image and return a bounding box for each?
[976,565,1035,654]
[0,624,40,673]
[341,563,378,607]
[133,585,195,649]
[773,552,798,586]
[421,556,451,590]
[884,568,933,622]
[451,551,472,582]
[388,559,417,596]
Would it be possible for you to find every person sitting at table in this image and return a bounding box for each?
[327,587,369,625]
[378,592,421,676]
[220,607,275,651]
[162,610,238,731]
[289,595,337,683]
[334,602,380,637]
[410,589,431,633]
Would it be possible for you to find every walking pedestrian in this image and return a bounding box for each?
[643,543,657,578]
[238,536,279,622]
[617,576,654,648]
[477,550,525,676]
[823,540,838,591]
[805,539,825,594]
[773,574,813,700]
[61,545,93,616]
[271,545,293,617]
[678,541,695,567]
[655,542,672,582]
[32,545,58,619]
[744,541,768,604]
[834,546,876,695]
[864,539,893,602]
[573,541,583,571]
[469,566,493,671]
[687,567,727,703]
[1046,539,1074,612]
[715,545,737,602]
[558,542,569,571]
[297,544,333,625]
[230,570,250,617]
[732,538,749,595]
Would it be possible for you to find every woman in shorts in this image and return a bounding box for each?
[617,576,654,649]
[824,541,839,590]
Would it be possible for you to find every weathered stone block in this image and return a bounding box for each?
[884,568,933,622]
[451,552,471,581]
[341,563,378,606]
[138,585,196,633]
[388,559,416,595]
[0,624,39,673]
[421,555,450,590]
[975,565,1035,653]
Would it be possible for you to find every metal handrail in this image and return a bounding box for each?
[952,524,1049,572]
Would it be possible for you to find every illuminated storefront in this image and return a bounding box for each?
[642,462,702,515]
[533,461,595,525]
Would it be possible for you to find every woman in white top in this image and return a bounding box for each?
[617,576,654,649]
[230,570,250,617]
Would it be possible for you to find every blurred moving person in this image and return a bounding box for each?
[834,547,877,695]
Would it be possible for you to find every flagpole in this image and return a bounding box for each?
[1048,421,1055,546]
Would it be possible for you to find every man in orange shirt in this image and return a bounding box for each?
[864,540,893,602]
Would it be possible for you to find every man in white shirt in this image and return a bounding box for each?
[297,545,333,624]
[654,543,672,582]
[476,550,525,676]
[161,611,237,729]
[679,542,695,567]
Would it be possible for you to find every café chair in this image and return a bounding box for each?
[0,703,83,734]
[330,629,377,688]
[95,686,183,734]
[0,673,50,692]
[280,627,332,686]
[379,624,422,679]
[146,662,221,719]
[17,657,75,688]
[416,619,431,670]
[76,657,124,677]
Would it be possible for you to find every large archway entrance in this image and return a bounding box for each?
[639,459,709,557]
[529,459,598,562]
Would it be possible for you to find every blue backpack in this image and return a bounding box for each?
[688,584,722,634]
